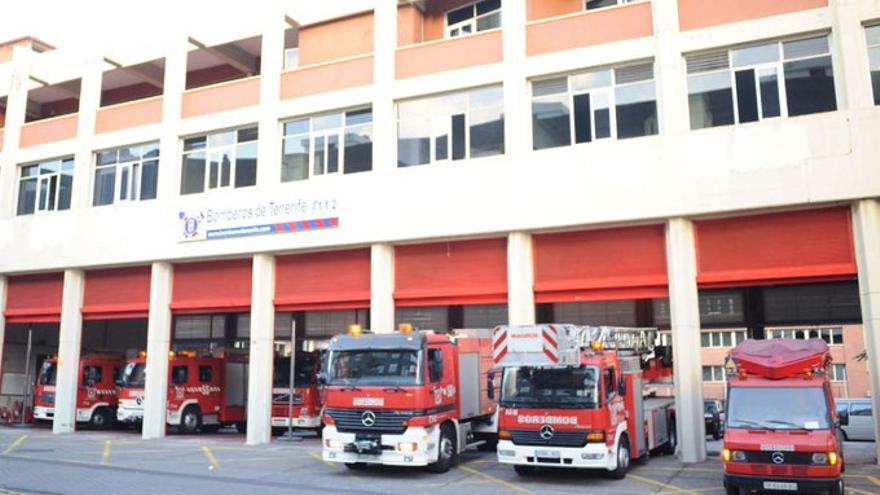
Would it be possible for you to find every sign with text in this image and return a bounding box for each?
[178,197,339,242]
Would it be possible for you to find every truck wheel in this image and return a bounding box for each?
[427,423,457,473]
[314,424,324,438]
[661,422,677,456]
[180,406,202,434]
[607,435,630,480]
[513,465,536,476]
[724,483,740,495]
[235,422,247,434]
[829,479,844,495]
[345,462,368,470]
[89,408,112,430]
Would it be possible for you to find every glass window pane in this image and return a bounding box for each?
[735,69,759,123]
[758,67,781,118]
[783,36,829,60]
[181,151,206,195]
[314,136,325,175]
[867,25,880,46]
[476,0,500,15]
[532,96,571,150]
[398,118,431,167]
[871,49,880,105]
[234,142,257,187]
[447,5,473,25]
[594,91,611,139]
[346,108,373,126]
[284,119,309,136]
[344,125,372,174]
[435,134,449,161]
[58,170,73,210]
[120,167,130,200]
[469,107,504,158]
[732,42,780,67]
[142,142,160,159]
[208,153,219,189]
[615,82,658,139]
[97,150,117,166]
[237,127,258,142]
[20,165,38,178]
[452,114,467,160]
[17,178,37,215]
[327,134,339,174]
[701,333,711,347]
[722,332,733,347]
[183,136,206,151]
[571,70,612,92]
[40,160,59,175]
[688,71,735,129]
[476,12,500,31]
[784,56,837,116]
[119,146,141,162]
[282,135,310,181]
[702,366,712,381]
[587,0,618,10]
[220,152,231,187]
[140,160,158,200]
[469,86,503,108]
[573,93,592,144]
[93,167,116,206]
[313,113,343,132]
[208,131,235,148]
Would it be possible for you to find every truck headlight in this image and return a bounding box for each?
[811,453,828,465]
[731,451,746,462]
[397,442,418,453]
[324,439,343,450]
[498,449,515,457]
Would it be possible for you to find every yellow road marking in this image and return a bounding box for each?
[646,466,720,473]
[868,476,880,487]
[101,440,112,465]
[309,451,333,466]
[2,435,28,456]
[628,473,699,495]
[201,446,220,470]
[458,464,535,495]
[848,487,879,495]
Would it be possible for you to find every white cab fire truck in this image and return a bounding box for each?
[117,351,248,433]
[33,354,124,429]
[321,326,497,473]
[493,325,676,479]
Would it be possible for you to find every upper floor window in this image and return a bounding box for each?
[17,157,74,215]
[766,327,844,345]
[446,0,501,38]
[284,48,299,70]
[586,0,642,11]
[687,35,837,130]
[830,363,847,382]
[531,62,658,150]
[281,108,373,182]
[701,330,747,348]
[94,142,159,206]
[398,86,505,167]
[702,365,725,383]
[867,25,880,106]
[181,127,258,195]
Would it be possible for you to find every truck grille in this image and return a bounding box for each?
[324,408,408,435]
[40,392,55,405]
[272,393,303,404]
[745,452,813,465]
[509,430,587,448]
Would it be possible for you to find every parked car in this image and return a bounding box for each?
[704,399,723,440]
[836,399,875,441]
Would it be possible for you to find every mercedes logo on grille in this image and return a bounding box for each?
[361,410,376,427]
[539,424,555,440]
[771,452,785,465]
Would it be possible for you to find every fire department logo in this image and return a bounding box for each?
[361,411,376,427]
[540,424,555,440]
[87,388,97,399]
[179,211,205,239]
[771,452,785,465]
[175,386,185,400]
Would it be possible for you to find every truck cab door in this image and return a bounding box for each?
[426,344,456,415]
[604,367,625,427]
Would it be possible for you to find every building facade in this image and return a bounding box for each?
[0,0,879,463]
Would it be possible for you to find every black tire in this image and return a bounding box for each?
[235,422,247,434]
[476,433,498,452]
[180,406,202,434]
[829,479,844,495]
[345,462,368,470]
[712,424,721,441]
[89,407,112,430]
[607,434,630,480]
[427,423,457,473]
[724,482,740,495]
[662,420,677,455]
[513,465,536,476]
[202,424,220,433]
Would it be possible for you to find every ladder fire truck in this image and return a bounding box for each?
[493,325,676,479]
[116,351,248,433]
[271,352,324,433]
[321,326,497,473]
[722,338,844,495]
[33,354,124,429]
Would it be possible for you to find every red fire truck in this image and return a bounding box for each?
[722,339,844,495]
[33,354,124,429]
[321,326,497,473]
[116,352,248,433]
[271,352,324,433]
[493,325,676,479]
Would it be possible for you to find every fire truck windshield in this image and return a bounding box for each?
[119,363,146,388]
[274,355,317,388]
[727,387,831,430]
[327,350,420,386]
[38,361,57,386]
[500,366,600,409]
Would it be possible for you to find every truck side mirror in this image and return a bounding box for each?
[487,371,496,400]
[838,411,849,426]
[618,377,626,396]
[316,373,327,387]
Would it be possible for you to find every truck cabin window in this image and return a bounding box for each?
[120,362,146,388]
[273,354,318,388]
[82,366,103,387]
[39,361,57,386]
[501,366,600,409]
[727,387,831,430]
[328,350,420,386]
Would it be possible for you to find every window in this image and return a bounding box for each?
[446,0,500,38]
[181,127,258,194]
[17,157,74,215]
[531,62,658,150]
[82,366,102,387]
[303,309,369,338]
[428,348,444,383]
[284,48,299,70]
[462,305,508,328]
[585,0,642,11]
[93,142,159,206]
[282,108,373,182]
[766,327,844,345]
[700,330,747,348]
[398,86,504,167]
[395,307,449,331]
[830,363,846,382]
[172,365,189,386]
[763,282,861,324]
[552,301,638,326]
[604,368,616,400]
[867,25,880,105]
[699,291,745,325]
[199,365,213,383]
[851,402,872,417]
[655,331,672,346]
[687,35,836,129]
[702,365,725,382]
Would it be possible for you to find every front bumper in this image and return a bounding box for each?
[271,415,321,428]
[496,440,616,471]
[33,406,54,421]
[724,474,841,494]
[117,405,143,423]
[321,425,439,467]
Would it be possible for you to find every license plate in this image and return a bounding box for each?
[535,450,560,458]
[763,482,797,491]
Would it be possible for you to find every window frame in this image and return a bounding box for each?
[445,0,501,39]
[702,365,725,383]
[16,157,75,216]
[180,126,259,195]
[584,0,645,12]
[866,24,880,105]
[281,107,373,181]
[93,142,160,206]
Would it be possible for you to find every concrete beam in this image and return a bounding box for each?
[190,38,258,75]
[371,243,395,333]
[246,254,275,445]
[507,232,535,326]
[122,62,165,89]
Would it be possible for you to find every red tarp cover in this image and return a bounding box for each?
[732,338,830,379]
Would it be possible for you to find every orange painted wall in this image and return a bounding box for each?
[0,108,5,128]
[280,56,373,100]
[299,12,374,66]
[101,82,162,107]
[29,97,79,122]
[679,0,828,31]
[398,5,424,46]
[95,97,163,134]
[527,2,653,56]
[396,30,502,79]
[527,0,583,21]
[423,0,478,42]
[181,77,260,119]
[19,114,78,148]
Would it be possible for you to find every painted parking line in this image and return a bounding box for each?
[628,473,699,495]
[458,464,536,495]
[201,446,220,470]
[2,435,28,456]
[101,440,112,465]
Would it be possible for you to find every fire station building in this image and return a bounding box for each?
[1,0,879,464]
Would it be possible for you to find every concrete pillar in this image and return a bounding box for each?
[665,218,707,463]
[371,0,397,173]
[53,270,85,434]
[507,232,535,325]
[829,0,874,110]
[246,254,275,445]
[0,276,7,389]
[371,243,395,333]
[156,35,189,198]
[0,46,33,219]
[142,262,173,439]
[851,199,880,462]
[255,9,286,187]
[652,0,689,137]
[501,0,530,158]
[71,56,103,210]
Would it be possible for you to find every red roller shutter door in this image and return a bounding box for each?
[275,249,371,311]
[533,225,668,303]
[4,273,64,324]
[82,266,151,320]
[395,238,508,307]
[172,259,252,314]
